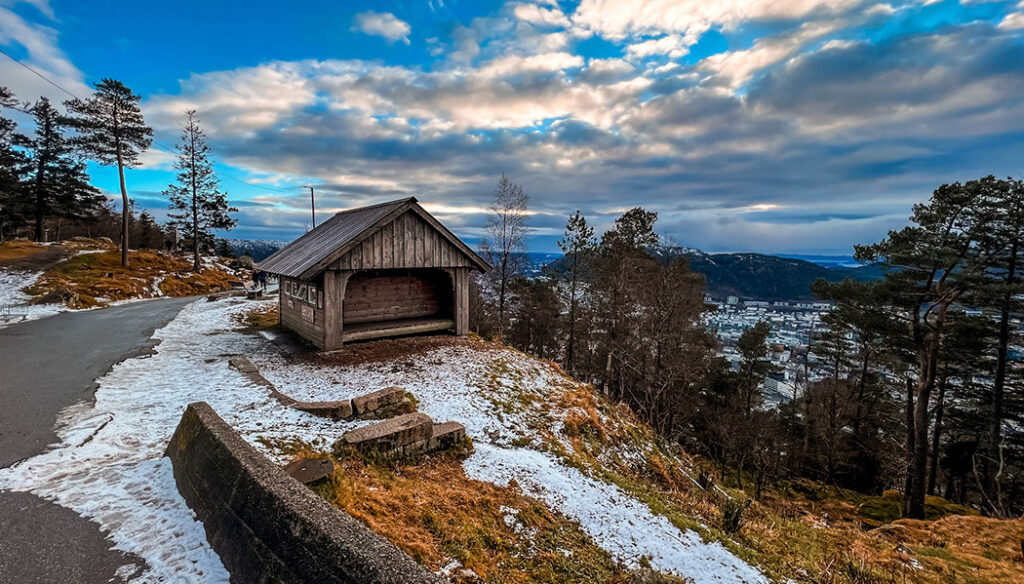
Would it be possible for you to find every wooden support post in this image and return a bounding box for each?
[323,270,352,350]
[450,267,469,336]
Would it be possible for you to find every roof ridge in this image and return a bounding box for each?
[331,196,417,218]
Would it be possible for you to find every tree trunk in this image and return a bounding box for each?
[33,158,45,242]
[907,346,939,519]
[990,238,1017,478]
[190,124,201,272]
[903,376,916,517]
[928,370,947,495]
[497,256,508,342]
[567,263,577,374]
[116,146,129,268]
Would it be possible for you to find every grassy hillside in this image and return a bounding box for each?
[250,334,1023,584]
[25,245,240,308]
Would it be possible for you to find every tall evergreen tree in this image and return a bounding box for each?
[0,87,26,238]
[982,178,1024,510]
[133,211,166,250]
[558,210,596,374]
[15,98,100,241]
[162,110,236,270]
[65,79,153,266]
[816,178,1005,518]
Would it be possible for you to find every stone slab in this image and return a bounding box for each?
[428,421,466,452]
[340,412,433,452]
[284,457,335,485]
[294,400,354,420]
[351,386,405,415]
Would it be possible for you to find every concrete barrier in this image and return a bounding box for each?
[165,401,444,584]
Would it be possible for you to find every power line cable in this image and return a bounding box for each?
[0,46,301,195]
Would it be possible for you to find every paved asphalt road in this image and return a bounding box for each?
[0,297,194,584]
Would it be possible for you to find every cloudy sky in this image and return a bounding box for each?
[2,0,1023,254]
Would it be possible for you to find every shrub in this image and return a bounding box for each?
[720,497,750,535]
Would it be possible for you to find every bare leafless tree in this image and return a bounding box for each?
[479,174,529,341]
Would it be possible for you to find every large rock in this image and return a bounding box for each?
[428,422,466,452]
[338,413,433,455]
[294,400,353,420]
[351,386,405,416]
[32,287,73,305]
[284,456,335,485]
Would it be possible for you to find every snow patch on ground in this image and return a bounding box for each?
[0,298,766,584]
[0,298,348,582]
[0,268,64,326]
[466,443,766,583]
[254,340,768,583]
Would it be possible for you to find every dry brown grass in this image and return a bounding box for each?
[308,450,685,584]
[26,249,236,308]
[0,240,45,262]
[234,303,280,332]
[59,237,117,252]
[495,355,1024,584]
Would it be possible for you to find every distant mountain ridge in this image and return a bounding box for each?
[546,247,884,301]
[230,239,881,301]
[655,247,884,301]
[225,239,288,262]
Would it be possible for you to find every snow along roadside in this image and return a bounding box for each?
[0,297,767,584]
[0,298,352,583]
[0,268,63,326]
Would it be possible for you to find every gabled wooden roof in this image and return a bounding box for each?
[258,197,489,279]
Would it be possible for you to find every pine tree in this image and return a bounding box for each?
[133,211,166,250]
[984,178,1024,505]
[15,98,101,242]
[65,79,153,266]
[162,110,236,271]
[816,178,1005,519]
[558,210,596,374]
[0,87,27,238]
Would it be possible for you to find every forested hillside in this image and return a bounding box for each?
[656,248,885,300]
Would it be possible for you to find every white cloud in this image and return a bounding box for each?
[571,0,864,39]
[145,63,317,137]
[698,20,842,89]
[624,33,698,60]
[352,11,411,45]
[0,5,89,103]
[998,3,1024,30]
[477,51,583,78]
[512,2,570,27]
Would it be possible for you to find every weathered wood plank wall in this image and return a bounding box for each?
[279,276,325,347]
[330,211,472,271]
[343,271,452,324]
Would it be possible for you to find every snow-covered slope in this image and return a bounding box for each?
[0,298,768,583]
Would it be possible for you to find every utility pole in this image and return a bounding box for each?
[307,186,316,228]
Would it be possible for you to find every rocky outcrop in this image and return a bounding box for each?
[336,412,466,459]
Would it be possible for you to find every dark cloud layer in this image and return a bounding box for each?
[130,3,1024,253]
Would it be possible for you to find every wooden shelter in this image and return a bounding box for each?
[257,197,489,349]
